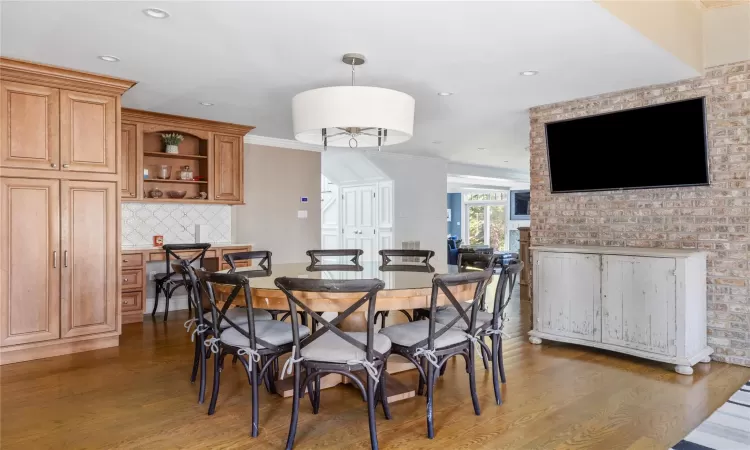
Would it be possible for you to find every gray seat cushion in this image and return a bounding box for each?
[379,321,467,349]
[301,332,391,363]
[434,307,493,329]
[220,321,310,349]
[203,307,272,328]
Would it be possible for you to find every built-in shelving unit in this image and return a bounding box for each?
[120,108,253,204]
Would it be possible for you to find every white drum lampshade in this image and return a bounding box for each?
[292,86,415,149]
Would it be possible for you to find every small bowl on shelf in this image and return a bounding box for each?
[166,190,187,199]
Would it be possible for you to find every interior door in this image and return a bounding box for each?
[0,81,60,170]
[601,255,676,356]
[535,252,601,342]
[0,177,61,346]
[341,185,378,262]
[60,180,118,338]
[213,134,242,202]
[60,90,117,173]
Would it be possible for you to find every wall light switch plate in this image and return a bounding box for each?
[297,210,308,219]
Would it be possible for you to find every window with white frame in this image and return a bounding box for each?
[463,191,508,251]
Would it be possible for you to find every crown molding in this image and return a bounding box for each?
[243,135,323,152]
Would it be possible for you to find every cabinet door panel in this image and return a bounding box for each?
[0,82,60,170]
[213,134,242,202]
[60,90,117,173]
[602,255,676,356]
[121,122,138,198]
[535,252,601,341]
[60,180,118,337]
[0,178,60,346]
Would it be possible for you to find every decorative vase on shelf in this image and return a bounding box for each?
[150,188,163,199]
[161,133,184,154]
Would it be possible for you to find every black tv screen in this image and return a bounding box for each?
[545,98,709,193]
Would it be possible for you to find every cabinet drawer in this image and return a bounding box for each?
[148,249,217,262]
[121,252,144,268]
[121,269,144,290]
[121,290,143,313]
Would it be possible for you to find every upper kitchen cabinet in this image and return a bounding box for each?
[121,122,139,198]
[60,90,117,173]
[120,109,253,205]
[213,134,243,202]
[0,81,60,170]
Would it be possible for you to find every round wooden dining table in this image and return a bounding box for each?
[213,261,476,402]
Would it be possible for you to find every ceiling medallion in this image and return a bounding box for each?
[292,53,415,151]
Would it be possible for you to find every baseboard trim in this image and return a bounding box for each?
[0,335,120,365]
[145,295,189,315]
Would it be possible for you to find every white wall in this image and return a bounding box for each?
[364,152,448,265]
[233,144,321,264]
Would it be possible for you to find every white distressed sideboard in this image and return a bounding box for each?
[529,245,712,375]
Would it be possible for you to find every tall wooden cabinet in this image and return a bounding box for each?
[0,57,135,365]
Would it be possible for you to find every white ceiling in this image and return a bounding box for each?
[0,1,697,170]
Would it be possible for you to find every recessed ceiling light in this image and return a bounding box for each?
[98,55,120,62]
[477,147,486,151]
[503,160,509,163]
[143,8,170,19]
[432,140,442,144]
[520,70,539,76]
[437,92,454,96]
[199,102,214,106]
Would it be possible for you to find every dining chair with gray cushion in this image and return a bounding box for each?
[378,269,493,439]
[195,269,310,437]
[435,260,523,404]
[375,249,435,326]
[274,277,391,450]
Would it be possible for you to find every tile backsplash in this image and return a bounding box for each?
[122,203,231,247]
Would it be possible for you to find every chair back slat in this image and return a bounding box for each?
[274,277,385,362]
[223,250,272,273]
[379,249,435,266]
[306,249,363,267]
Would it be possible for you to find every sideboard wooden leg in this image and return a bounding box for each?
[700,356,712,364]
[675,365,694,375]
[529,336,542,345]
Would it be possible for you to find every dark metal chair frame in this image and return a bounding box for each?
[387,269,492,439]
[274,277,390,450]
[478,260,523,405]
[375,249,435,326]
[151,243,211,321]
[171,260,215,404]
[305,249,363,271]
[196,269,291,437]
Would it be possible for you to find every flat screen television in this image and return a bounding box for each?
[545,98,709,193]
[510,190,530,220]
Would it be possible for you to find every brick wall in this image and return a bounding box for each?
[529,60,750,367]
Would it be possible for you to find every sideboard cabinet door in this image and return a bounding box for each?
[535,252,601,342]
[601,255,676,356]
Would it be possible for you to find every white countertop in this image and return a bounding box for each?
[122,242,254,252]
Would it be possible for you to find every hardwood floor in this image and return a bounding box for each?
[1,311,748,449]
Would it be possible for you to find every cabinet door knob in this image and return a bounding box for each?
[51,163,58,168]
[123,278,129,282]
[216,195,221,198]
[122,259,128,263]
[62,164,70,168]
[53,251,58,268]
[64,250,69,267]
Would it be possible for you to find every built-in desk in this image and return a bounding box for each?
[120,243,253,324]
